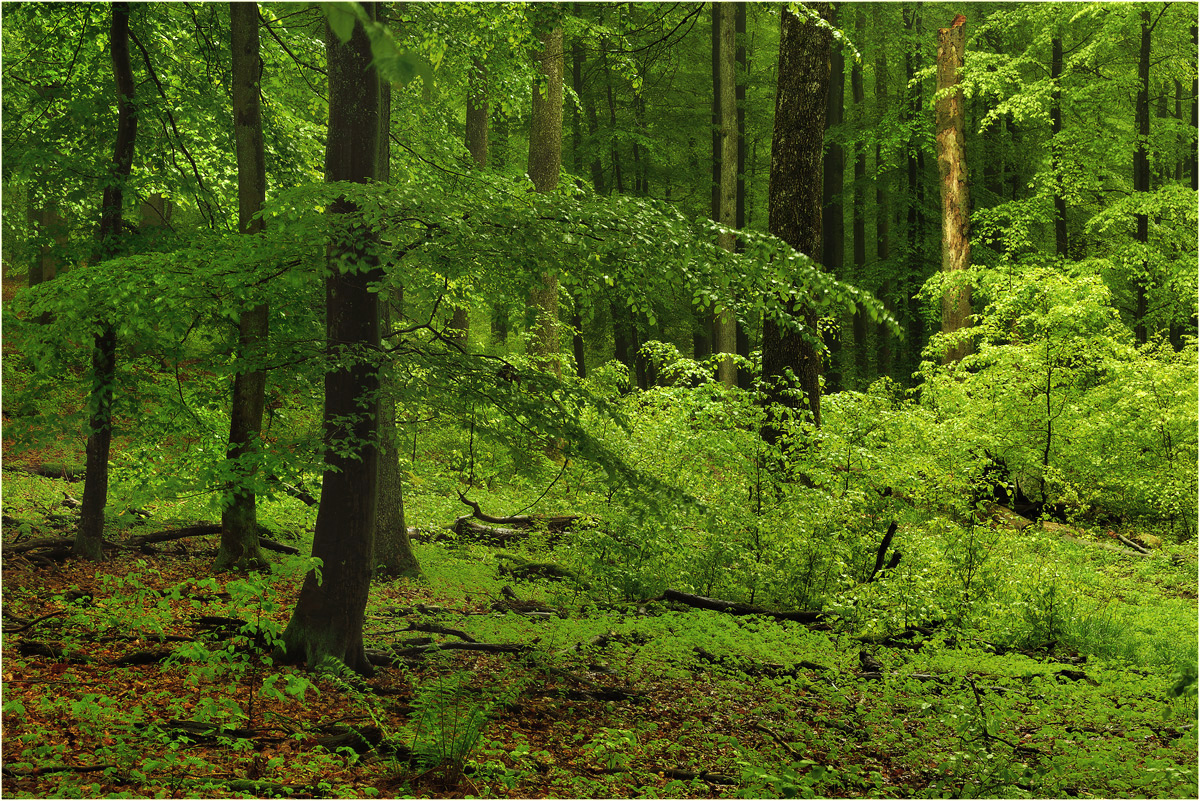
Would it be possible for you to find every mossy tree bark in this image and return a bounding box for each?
[76,2,138,562]
[216,1,269,573]
[760,2,831,444]
[279,5,381,675]
[935,16,974,364]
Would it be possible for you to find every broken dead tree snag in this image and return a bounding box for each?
[652,589,824,624]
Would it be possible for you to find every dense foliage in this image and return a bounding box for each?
[2,2,1196,798]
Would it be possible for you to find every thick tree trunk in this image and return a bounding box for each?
[1133,9,1151,345]
[935,16,973,364]
[715,3,738,388]
[1051,35,1068,259]
[216,1,269,573]
[76,2,137,562]
[527,16,564,377]
[761,3,831,444]
[821,5,845,391]
[280,7,381,675]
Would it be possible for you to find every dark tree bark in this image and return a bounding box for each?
[850,7,868,387]
[75,2,138,562]
[28,206,66,288]
[577,11,605,193]
[902,5,926,372]
[453,57,489,346]
[715,2,737,387]
[374,12,420,581]
[761,2,831,443]
[1133,8,1151,345]
[935,15,973,364]
[1051,35,1068,259]
[216,1,269,573]
[527,13,564,377]
[735,2,753,390]
[1191,26,1199,192]
[873,5,893,379]
[279,6,381,675]
[821,5,845,391]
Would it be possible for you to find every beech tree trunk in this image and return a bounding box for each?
[874,5,893,379]
[76,2,138,562]
[761,2,831,444]
[453,57,488,346]
[216,1,269,573]
[374,15,421,581]
[935,15,973,364]
[1133,8,1151,345]
[1051,35,1068,259]
[903,5,926,370]
[850,8,868,387]
[821,5,845,390]
[527,14,564,377]
[735,2,752,390]
[715,3,738,388]
[280,6,381,675]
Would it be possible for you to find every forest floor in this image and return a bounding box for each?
[1,466,1197,800]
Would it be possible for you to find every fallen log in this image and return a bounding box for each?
[457,493,579,532]
[2,524,298,559]
[496,551,589,587]
[3,464,86,482]
[163,719,259,743]
[392,641,529,659]
[268,475,319,508]
[692,646,804,680]
[1114,533,1152,554]
[653,589,823,624]
[657,768,739,785]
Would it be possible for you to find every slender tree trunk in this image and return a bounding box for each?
[603,48,624,194]
[1191,26,1199,192]
[374,12,420,581]
[902,5,925,372]
[850,7,868,387]
[715,3,737,387]
[935,15,973,364]
[1133,8,1151,345]
[453,57,489,346]
[761,2,831,444]
[280,5,381,675]
[527,15,564,377]
[76,2,137,562]
[28,205,66,288]
[216,1,269,573]
[735,2,752,390]
[874,5,893,379]
[821,5,845,390]
[1051,35,1068,259]
[579,8,605,194]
